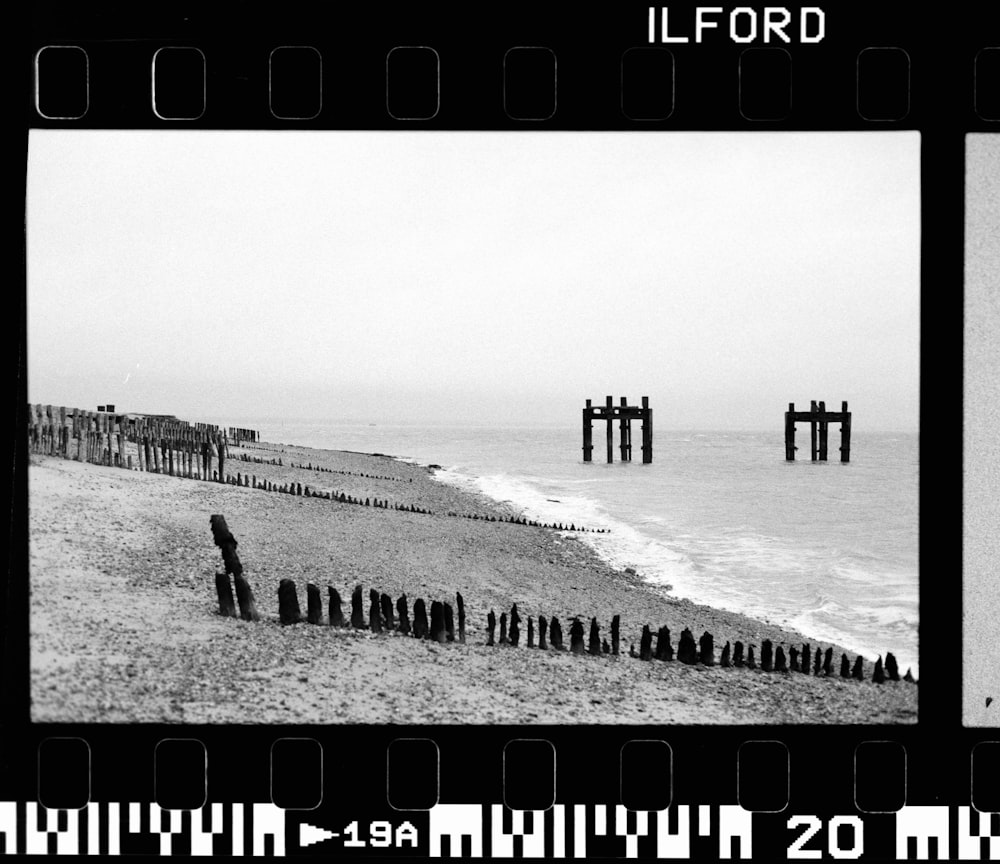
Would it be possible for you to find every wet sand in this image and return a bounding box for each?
[28,440,917,724]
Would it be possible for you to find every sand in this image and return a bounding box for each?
[28,441,918,724]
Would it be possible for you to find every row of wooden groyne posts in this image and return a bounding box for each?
[232,452,415,484]
[210,515,916,686]
[28,404,607,535]
[27,404,257,477]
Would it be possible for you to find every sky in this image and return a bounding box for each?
[26,130,920,430]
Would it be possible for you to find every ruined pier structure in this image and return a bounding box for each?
[582,396,652,464]
[785,400,852,463]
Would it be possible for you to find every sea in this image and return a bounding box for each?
[232,422,919,676]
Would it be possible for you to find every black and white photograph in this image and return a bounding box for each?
[26,129,920,724]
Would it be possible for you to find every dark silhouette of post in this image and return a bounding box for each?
[785,401,851,462]
[582,400,594,461]
[641,396,652,464]
[606,395,614,463]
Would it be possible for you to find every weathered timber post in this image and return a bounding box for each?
[699,631,714,666]
[818,401,829,460]
[611,614,620,655]
[278,579,302,624]
[641,396,653,464]
[215,572,237,617]
[537,615,547,649]
[508,604,520,646]
[789,646,800,671]
[746,645,757,669]
[678,628,697,664]
[785,403,796,460]
[456,592,466,643]
[369,589,383,633]
[216,438,225,481]
[499,612,508,645]
[801,644,811,673]
[306,584,323,624]
[430,601,446,643]
[209,515,259,621]
[823,647,833,676]
[329,587,346,627]
[570,618,585,655]
[396,595,411,634]
[761,639,773,672]
[527,616,535,647]
[619,397,631,462]
[606,395,614,463]
[486,610,496,645]
[810,401,819,462]
[840,401,851,462]
[550,617,564,650]
[582,399,593,462]
[444,603,455,642]
[350,585,366,628]
[851,656,865,680]
[840,653,851,678]
[813,647,823,675]
[885,652,900,681]
[413,599,429,638]
[873,656,886,684]
[654,626,670,660]
[380,593,395,630]
[587,618,601,654]
[775,645,788,672]
[720,641,731,667]
[733,641,745,668]
[639,625,653,660]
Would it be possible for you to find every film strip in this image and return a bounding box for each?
[9,3,999,861]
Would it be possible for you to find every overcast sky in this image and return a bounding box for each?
[26,130,919,430]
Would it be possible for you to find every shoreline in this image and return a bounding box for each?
[28,438,918,724]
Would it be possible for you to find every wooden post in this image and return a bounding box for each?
[641,396,652,464]
[550,617,564,650]
[639,625,653,660]
[785,402,796,461]
[678,628,697,664]
[508,604,520,646]
[486,610,496,645]
[588,617,601,655]
[619,397,630,462]
[775,645,788,672]
[605,395,614,463]
[457,592,465,643]
[306,584,323,624]
[278,579,302,624]
[369,589,383,633]
[885,652,900,681]
[699,631,714,666]
[498,612,508,644]
[569,618,585,655]
[430,601,446,643]
[611,614,620,655]
[329,587,346,627]
[840,653,851,678]
[582,400,593,462]
[761,639,773,672]
[818,401,828,460]
[721,642,732,667]
[733,641,745,667]
[840,401,851,463]
[396,595,411,634]
[810,400,818,462]
[413,599,429,638]
[537,615,547,649]
[527,616,534,648]
[350,585,366,628]
[380,593,395,630]
[444,602,456,641]
[215,573,237,617]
